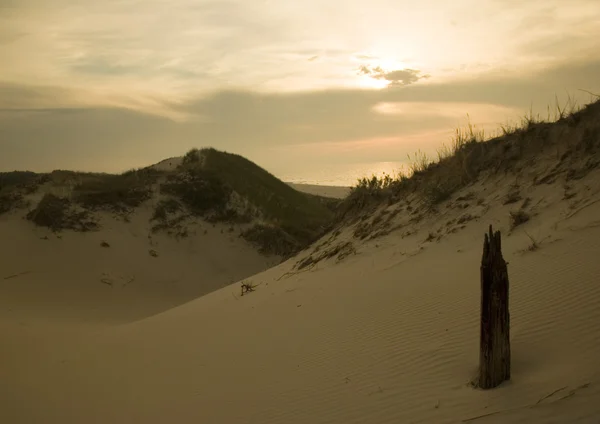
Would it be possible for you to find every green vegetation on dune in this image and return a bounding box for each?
[0,171,46,214]
[204,148,334,248]
[167,147,336,256]
[2,148,336,257]
[26,193,97,232]
[0,171,40,189]
[0,190,24,215]
[160,166,232,216]
[200,147,333,226]
[72,168,163,211]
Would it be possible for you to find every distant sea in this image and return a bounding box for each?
[276,161,407,188]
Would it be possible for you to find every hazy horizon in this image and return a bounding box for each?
[1,0,600,186]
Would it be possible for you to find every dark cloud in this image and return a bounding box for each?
[0,82,75,109]
[358,65,431,86]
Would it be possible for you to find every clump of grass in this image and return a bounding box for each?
[424,232,436,242]
[524,230,539,251]
[509,210,530,230]
[152,198,182,221]
[73,168,161,212]
[0,191,24,215]
[339,173,396,218]
[423,177,457,208]
[295,241,356,270]
[408,150,432,176]
[0,171,42,192]
[182,148,201,165]
[160,167,231,216]
[26,193,97,232]
[503,190,522,205]
[150,199,190,236]
[240,280,259,296]
[0,171,47,214]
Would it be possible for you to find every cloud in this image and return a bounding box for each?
[358,65,431,86]
[1,57,600,176]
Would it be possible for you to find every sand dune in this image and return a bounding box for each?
[0,209,279,324]
[2,162,600,423]
[3,107,600,423]
[151,154,350,199]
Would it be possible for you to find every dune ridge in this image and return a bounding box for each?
[2,100,600,423]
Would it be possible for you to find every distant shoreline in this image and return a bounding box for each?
[287,182,350,199]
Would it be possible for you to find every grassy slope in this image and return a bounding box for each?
[202,148,333,226]
[194,148,335,255]
[337,97,600,222]
[1,149,337,258]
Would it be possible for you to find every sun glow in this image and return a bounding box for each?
[352,53,418,90]
[357,75,390,89]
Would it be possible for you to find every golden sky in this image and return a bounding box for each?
[1,0,600,181]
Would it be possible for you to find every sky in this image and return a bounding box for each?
[1,0,600,185]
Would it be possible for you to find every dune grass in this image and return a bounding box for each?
[72,168,163,211]
[339,96,600,220]
[26,193,97,232]
[169,148,335,255]
[0,171,49,214]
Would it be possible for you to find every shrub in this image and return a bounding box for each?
[73,169,160,211]
[509,210,530,229]
[182,148,201,165]
[26,193,97,231]
[152,198,182,221]
[0,191,24,215]
[160,168,231,216]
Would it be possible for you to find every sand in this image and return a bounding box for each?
[2,161,600,423]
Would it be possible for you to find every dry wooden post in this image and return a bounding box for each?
[479,225,511,389]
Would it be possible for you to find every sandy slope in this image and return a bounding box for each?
[0,202,279,324]
[2,164,600,423]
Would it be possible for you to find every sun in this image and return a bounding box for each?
[357,75,389,90]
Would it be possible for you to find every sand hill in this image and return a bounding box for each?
[0,148,337,322]
[2,100,600,423]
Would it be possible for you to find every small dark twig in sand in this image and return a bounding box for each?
[122,276,135,288]
[566,199,600,220]
[523,230,540,251]
[535,386,567,405]
[241,280,261,296]
[545,383,590,404]
[100,278,113,287]
[3,271,31,280]
[463,383,591,422]
[463,409,512,422]
[276,262,317,281]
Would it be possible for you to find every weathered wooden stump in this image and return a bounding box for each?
[478,225,511,389]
